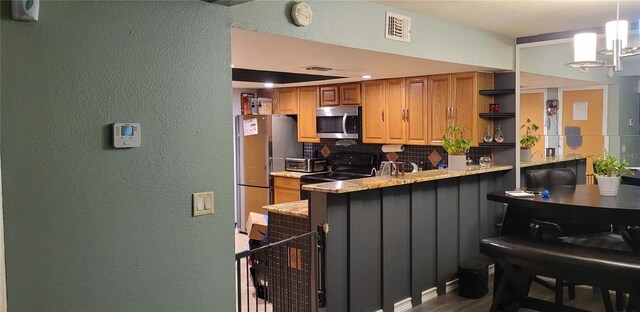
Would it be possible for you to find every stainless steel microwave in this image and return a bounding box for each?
[316,106,361,139]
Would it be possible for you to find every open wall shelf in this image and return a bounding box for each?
[479,112,515,119]
[479,89,515,96]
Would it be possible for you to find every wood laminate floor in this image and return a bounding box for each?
[410,276,621,312]
[238,232,620,312]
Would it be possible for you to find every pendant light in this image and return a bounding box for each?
[565,0,640,76]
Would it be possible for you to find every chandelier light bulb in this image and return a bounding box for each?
[573,33,597,62]
[605,20,628,50]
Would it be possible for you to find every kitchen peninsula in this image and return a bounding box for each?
[304,165,512,311]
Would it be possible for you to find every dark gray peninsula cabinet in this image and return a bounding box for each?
[303,166,513,312]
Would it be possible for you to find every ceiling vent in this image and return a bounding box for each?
[385,12,411,43]
[305,66,334,72]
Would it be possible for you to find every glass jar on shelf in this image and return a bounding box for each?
[494,125,504,143]
[483,125,493,143]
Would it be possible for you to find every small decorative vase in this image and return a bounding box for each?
[521,149,532,162]
[595,175,621,196]
[494,125,504,143]
[448,154,467,170]
[483,126,493,143]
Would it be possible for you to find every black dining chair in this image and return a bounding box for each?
[525,168,612,238]
[525,168,631,309]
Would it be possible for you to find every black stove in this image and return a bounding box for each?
[300,152,379,184]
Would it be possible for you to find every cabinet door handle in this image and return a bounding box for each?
[405,108,409,121]
[382,110,385,122]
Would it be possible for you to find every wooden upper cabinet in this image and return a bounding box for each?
[320,85,340,106]
[257,89,275,99]
[451,73,476,144]
[405,77,429,145]
[361,80,386,143]
[451,72,493,146]
[428,74,451,145]
[384,79,406,144]
[275,87,298,114]
[297,86,320,143]
[340,83,362,105]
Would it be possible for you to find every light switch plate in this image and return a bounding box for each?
[193,192,214,217]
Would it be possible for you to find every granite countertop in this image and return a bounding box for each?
[520,156,586,168]
[301,165,513,194]
[270,171,326,179]
[262,200,308,218]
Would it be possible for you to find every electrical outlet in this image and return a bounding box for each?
[193,192,214,217]
[630,118,634,127]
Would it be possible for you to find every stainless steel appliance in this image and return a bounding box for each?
[316,106,361,139]
[299,152,379,199]
[236,115,302,232]
[285,158,327,173]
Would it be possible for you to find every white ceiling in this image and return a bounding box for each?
[231,1,640,89]
[231,28,496,89]
[374,0,640,38]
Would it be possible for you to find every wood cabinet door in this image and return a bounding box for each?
[405,77,429,145]
[361,80,386,143]
[276,87,298,114]
[274,177,300,204]
[297,86,320,143]
[320,85,340,106]
[428,74,451,145]
[384,78,406,144]
[340,83,362,105]
[257,89,275,99]
[451,73,477,145]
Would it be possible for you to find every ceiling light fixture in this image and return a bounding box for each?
[264,82,274,88]
[362,75,372,79]
[565,0,639,77]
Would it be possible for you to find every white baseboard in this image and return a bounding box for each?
[393,297,413,312]
[421,287,438,303]
[445,279,459,293]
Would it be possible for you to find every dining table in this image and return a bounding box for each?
[486,184,640,311]
[488,184,640,237]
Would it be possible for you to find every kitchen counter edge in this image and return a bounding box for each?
[262,200,308,218]
[302,165,513,194]
[270,171,326,178]
[520,156,586,168]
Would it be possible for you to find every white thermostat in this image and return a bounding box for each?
[291,2,312,27]
[113,123,141,148]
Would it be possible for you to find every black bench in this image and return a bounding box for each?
[480,235,640,312]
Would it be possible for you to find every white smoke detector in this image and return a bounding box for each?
[385,12,411,43]
[291,2,313,27]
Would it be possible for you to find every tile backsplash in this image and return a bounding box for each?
[303,141,493,170]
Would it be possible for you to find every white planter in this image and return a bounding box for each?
[521,149,532,162]
[595,175,621,196]
[448,154,467,170]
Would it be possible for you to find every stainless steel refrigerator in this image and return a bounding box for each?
[236,114,302,232]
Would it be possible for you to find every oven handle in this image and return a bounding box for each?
[342,113,348,135]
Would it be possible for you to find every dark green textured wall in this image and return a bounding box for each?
[1,1,234,310]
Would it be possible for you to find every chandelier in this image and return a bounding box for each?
[565,0,640,77]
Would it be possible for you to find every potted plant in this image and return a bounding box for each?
[520,118,540,162]
[593,150,632,196]
[443,125,471,170]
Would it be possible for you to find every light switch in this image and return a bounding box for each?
[193,192,214,217]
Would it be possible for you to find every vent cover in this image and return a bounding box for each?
[385,12,411,43]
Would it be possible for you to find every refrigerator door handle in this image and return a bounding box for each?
[342,113,348,135]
